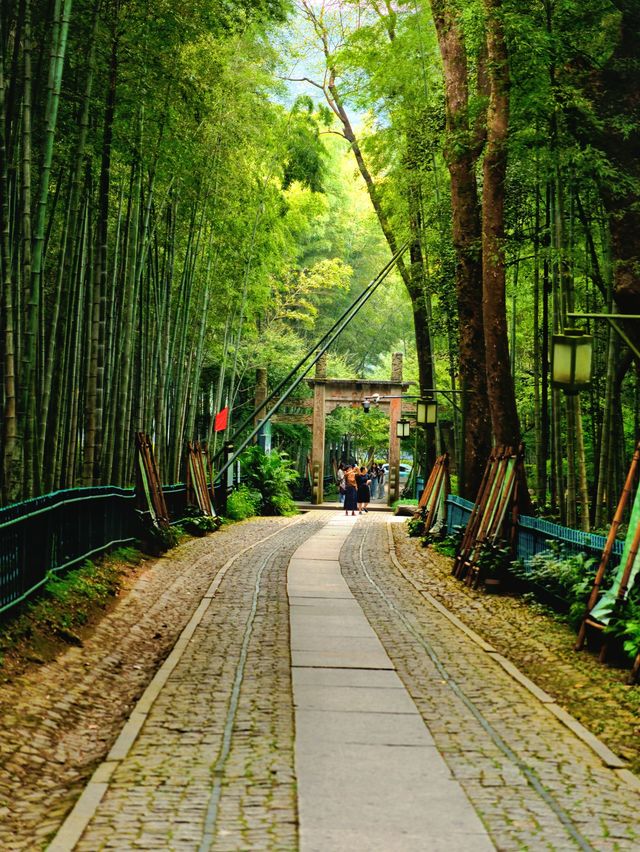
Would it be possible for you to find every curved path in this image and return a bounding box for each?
[47,511,638,850]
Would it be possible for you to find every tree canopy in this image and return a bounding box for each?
[1,0,638,529]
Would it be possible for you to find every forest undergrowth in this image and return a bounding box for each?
[0,546,148,681]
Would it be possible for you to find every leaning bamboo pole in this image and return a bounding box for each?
[576,440,640,651]
[598,518,640,663]
[464,448,509,573]
[453,447,499,579]
[423,457,447,535]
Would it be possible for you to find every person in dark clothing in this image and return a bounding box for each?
[369,463,378,499]
[356,466,371,514]
[343,464,358,516]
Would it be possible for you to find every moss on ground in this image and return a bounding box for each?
[0,547,145,677]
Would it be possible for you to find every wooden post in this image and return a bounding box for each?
[388,353,403,505]
[310,355,327,504]
[254,367,267,430]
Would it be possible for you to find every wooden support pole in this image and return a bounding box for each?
[576,440,640,650]
[388,353,403,506]
[310,357,327,504]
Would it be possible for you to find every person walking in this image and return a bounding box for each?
[343,464,358,516]
[377,464,385,499]
[337,463,346,505]
[369,463,378,499]
[356,466,371,514]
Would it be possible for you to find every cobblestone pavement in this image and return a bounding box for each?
[70,513,327,851]
[0,516,300,851]
[392,526,640,773]
[341,515,640,852]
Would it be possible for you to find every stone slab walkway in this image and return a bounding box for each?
[288,515,493,851]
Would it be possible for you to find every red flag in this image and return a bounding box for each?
[213,406,229,432]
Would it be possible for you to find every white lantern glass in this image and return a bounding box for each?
[396,419,411,439]
[416,398,438,425]
[552,329,593,394]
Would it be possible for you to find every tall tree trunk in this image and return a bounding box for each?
[40,1,99,483]
[532,173,546,507]
[113,157,141,484]
[429,0,491,498]
[591,6,640,354]
[22,0,73,496]
[482,0,521,450]
[0,17,20,502]
[594,322,617,527]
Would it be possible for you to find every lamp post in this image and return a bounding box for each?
[551,328,593,394]
[396,418,411,439]
[416,397,438,426]
[415,398,438,495]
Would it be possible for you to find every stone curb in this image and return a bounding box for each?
[385,522,638,791]
[47,515,304,852]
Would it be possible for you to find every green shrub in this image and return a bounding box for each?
[476,540,511,578]
[240,446,299,516]
[430,525,465,557]
[135,511,178,554]
[407,512,425,538]
[510,542,597,627]
[181,515,220,535]
[226,485,262,520]
[603,589,640,661]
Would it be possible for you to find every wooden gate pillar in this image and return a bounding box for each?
[311,355,327,504]
[388,353,403,505]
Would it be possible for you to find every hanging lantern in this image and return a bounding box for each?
[416,397,438,426]
[552,328,593,394]
[396,418,411,439]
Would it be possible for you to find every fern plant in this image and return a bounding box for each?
[240,446,299,516]
[511,544,597,627]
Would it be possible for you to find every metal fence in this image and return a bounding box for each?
[1,486,624,618]
[445,494,623,569]
[0,484,188,616]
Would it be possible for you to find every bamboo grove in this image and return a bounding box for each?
[1,0,640,532]
[0,0,305,502]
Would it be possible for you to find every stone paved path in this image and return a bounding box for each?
[289,515,492,851]
[0,516,297,851]
[45,511,639,850]
[340,516,640,852]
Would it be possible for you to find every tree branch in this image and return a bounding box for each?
[279,75,325,91]
[319,129,348,140]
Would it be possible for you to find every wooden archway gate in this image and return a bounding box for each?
[307,353,411,505]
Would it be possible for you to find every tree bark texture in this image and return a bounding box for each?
[429,0,491,498]
[481,0,521,448]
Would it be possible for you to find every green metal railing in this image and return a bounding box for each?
[446,494,624,610]
[0,484,187,615]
